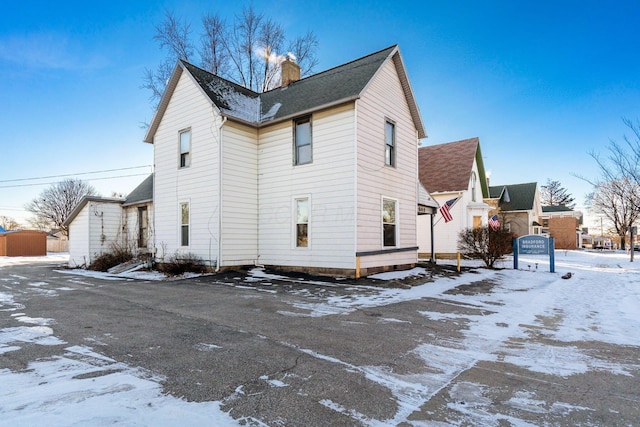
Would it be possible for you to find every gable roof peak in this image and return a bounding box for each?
[418,137,487,195]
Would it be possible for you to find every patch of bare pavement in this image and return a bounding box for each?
[1,259,639,426]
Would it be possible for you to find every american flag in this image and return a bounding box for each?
[489,214,500,230]
[439,197,458,223]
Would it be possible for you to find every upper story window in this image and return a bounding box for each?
[294,116,312,165]
[385,120,396,167]
[179,129,191,168]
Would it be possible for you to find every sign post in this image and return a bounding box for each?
[513,235,555,272]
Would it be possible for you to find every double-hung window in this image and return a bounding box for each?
[294,116,312,165]
[382,198,397,247]
[180,203,189,246]
[179,129,191,168]
[295,198,309,247]
[385,120,395,167]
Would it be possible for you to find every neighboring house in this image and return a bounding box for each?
[0,229,47,257]
[65,175,154,267]
[540,205,583,249]
[417,138,490,258]
[487,182,542,237]
[143,45,426,277]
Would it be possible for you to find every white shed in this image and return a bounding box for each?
[64,197,124,267]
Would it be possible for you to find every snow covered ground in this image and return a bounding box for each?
[1,250,639,425]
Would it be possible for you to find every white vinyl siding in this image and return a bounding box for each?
[87,202,123,262]
[153,70,220,265]
[220,121,258,266]
[258,104,356,269]
[67,205,90,268]
[356,56,419,268]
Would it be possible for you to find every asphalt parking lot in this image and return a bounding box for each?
[1,259,639,426]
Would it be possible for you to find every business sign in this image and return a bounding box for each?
[518,235,549,255]
[513,235,555,273]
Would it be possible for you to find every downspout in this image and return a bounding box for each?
[354,100,360,278]
[216,115,227,272]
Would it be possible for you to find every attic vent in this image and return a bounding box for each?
[281,59,300,87]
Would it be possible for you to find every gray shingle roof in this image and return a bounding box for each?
[123,174,153,207]
[542,205,574,213]
[144,45,426,142]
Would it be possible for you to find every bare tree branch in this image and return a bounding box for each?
[200,13,229,76]
[24,179,97,236]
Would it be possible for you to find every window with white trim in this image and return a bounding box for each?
[385,120,396,167]
[294,116,312,165]
[180,203,189,246]
[179,129,191,168]
[470,172,477,202]
[382,198,397,247]
[295,198,309,247]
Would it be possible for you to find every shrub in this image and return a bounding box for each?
[158,252,208,276]
[88,244,135,272]
[458,226,514,268]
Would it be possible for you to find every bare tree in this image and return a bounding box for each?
[200,13,229,76]
[257,18,285,92]
[584,117,640,249]
[288,31,319,76]
[0,216,21,231]
[25,179,97,236]
[586,178,640,250]
[142,11,194,105]
[144,4,319,102]
[589,118,640,211]
[226,5,263,91]
[540,179,576,208]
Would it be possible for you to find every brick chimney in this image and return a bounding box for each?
[280,59,301,87]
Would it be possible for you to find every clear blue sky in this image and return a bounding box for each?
[2,1,639,229]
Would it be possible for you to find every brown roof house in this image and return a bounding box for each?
[487,182,543,237]
[540,205,583,249]
[417,137,491,258]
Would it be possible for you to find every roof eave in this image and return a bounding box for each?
[121,198,153,208]
[257,97,360,128]
[63,196,124,227]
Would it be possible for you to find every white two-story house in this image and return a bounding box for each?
[143,45,427,277]
[417,138,491,258]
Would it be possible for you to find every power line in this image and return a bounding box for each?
[0,165,152,184]
[0,173,151,189]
